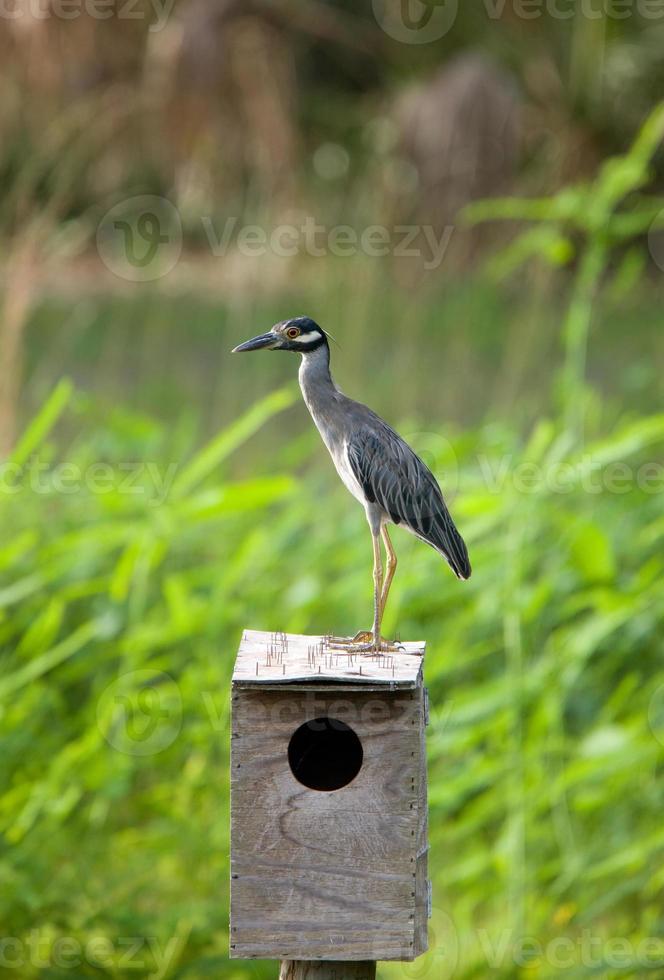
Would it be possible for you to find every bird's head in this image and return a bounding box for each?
[231,316,329,355]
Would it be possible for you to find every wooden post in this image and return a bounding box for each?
[279,961,376,980]
[230,630,429,973]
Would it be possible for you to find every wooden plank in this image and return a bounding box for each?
[233,809,416,870]
[414,686,429,957]
[235,929,415,961]
[233,867,414,926]
[232,760,418,819]
[232,687,423,735]
[232,630,425,689]
[233,918,417,961]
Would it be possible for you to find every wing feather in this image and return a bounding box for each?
[346,417,471,580]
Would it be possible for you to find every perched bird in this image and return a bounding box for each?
[232,316,470,652]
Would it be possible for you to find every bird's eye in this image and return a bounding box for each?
[286,327,300,339]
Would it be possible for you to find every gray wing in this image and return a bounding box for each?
[346,414,471,580]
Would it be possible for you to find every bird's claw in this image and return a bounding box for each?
[326,632,405,655]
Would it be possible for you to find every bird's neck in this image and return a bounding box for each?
[298,344,336,402]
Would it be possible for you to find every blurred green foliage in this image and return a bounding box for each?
[2,95,664,980]
[465,102,664,441]
[2,369,664,979]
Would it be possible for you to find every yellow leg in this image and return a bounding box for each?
[370,530,383,652]
[380,524,397,619]
[328,526,402,654]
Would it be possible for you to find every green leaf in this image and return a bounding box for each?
[9,378,73,468]
[569,521,616,583]
[172,386,297,497]
[0,618,110,701]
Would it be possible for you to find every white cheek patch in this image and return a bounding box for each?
[292,330,323,345]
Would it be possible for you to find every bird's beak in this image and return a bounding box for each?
[231,332,279,353]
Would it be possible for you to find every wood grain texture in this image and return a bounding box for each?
[414,687,430,957]
[279,960,376,980]
[230,674,429,961]
[233,629,425,689]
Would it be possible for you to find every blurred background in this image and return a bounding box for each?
[2,1,664,977]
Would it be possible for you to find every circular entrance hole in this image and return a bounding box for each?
[287,717,363,791]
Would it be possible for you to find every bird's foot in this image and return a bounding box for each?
[326,631,404,655]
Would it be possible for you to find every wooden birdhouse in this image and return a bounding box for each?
[230,630,430,967]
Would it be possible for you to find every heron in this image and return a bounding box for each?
[232,316,471,653]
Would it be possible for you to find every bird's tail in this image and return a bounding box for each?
[428,512,471,580]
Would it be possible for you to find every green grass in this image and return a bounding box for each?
[21,270,664,447]
[2,372,664,979]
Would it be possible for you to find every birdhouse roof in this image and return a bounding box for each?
[232,629,425,690]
